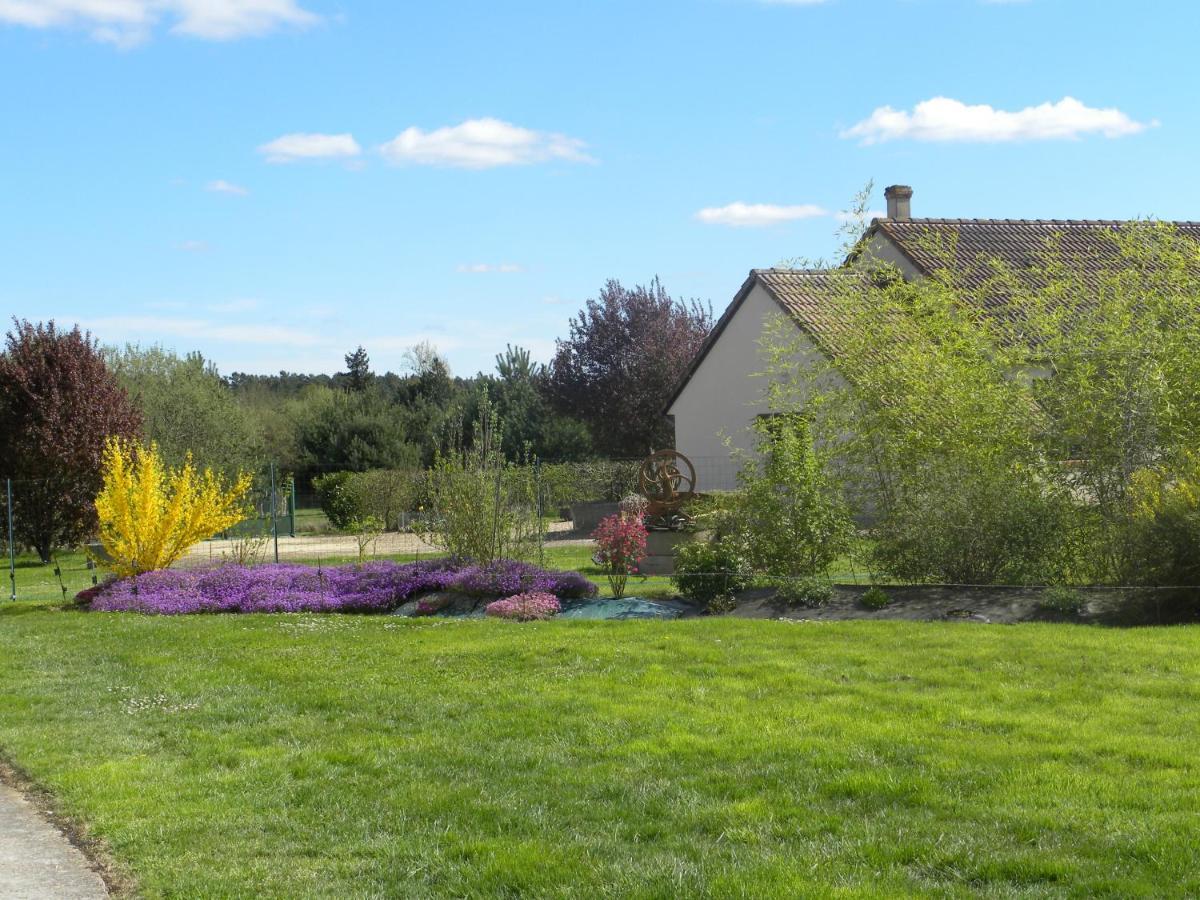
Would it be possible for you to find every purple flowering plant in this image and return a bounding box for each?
[87,557,596,615]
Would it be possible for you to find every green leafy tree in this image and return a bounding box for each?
[106,345,263,477]
[290,385,420,486]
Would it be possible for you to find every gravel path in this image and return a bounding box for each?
[181,521,594,566]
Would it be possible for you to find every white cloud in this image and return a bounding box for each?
[175,239,210,252]
[842,96,1154,144]
[694,202,827,228]
[380,118,592,169]
[205,179,248,196]
[456,263,524,274]
[258,132,362,164]
[0,0,318,44]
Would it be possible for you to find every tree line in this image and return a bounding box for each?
[0,279,712,560]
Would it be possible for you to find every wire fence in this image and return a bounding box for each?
[4,452,1199,607]
[0,456,745,601]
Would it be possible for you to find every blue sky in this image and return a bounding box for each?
[2,0,1195,376]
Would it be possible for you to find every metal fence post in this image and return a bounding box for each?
[7,478,15,601]
[270,462,280,564]
[287,477,296,538]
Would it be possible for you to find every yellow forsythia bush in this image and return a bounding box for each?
[93,439,253,577]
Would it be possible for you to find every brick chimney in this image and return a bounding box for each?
[884,184,913,221]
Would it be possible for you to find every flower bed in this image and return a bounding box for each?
[485,592,561,621]
[86,559,596,615]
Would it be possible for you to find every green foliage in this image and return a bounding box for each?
[312,471,360,531]
[106,345,262,476]
[860,586,890,610]
[315,468,425,533]
[870,463,1076,585]
[423,395,541,563]
[775,576,833,608]
[538,460,642,510]
[762,223,1200,586]
[705,593,738,614]
[290,386,422,484]
[672,539,752,603]
[347,515,384,564]
[1124,458,1200,595]
[723,414,852,578]
[1037,586,1085,617]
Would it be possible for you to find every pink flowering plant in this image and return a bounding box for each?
[485,591,561,621]
[591,513,648,599]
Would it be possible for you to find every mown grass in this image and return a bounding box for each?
[0,596,1198,897]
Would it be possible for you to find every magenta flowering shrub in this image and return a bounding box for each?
[86,558,596,615]
[591,513,648,599]
[485,592,561,621]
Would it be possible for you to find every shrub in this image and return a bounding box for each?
[1037,586,1085,617]
[870,463,1076,586]
[538,460,641,508]
[725,415,852,579]
[485,592,561,621]
[423,401,540,563]
[775,576,833,608]
[346,515,384,564]
[1124,459,1200,589]
[591,513,647,599]
[706,593,737,615]
[672,540,751,603]
[313,471,361,531]
[860,585,890,610]
[93,439,252,577]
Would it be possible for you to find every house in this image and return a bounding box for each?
[667,185,1200,490]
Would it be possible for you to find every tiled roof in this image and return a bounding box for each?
[869,218,1200,289]
[752,268,864,355]
[664,269,861,412]
[666,218,1200,413]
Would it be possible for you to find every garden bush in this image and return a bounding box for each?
[723,414,852,579]
[592,513,647,599]
[774,576,833,608]
[870,464,1077,586]
[313,471,360,531]
[860,586,890,610]
[672,540,751,604]
[94,439,252,577]
[1037,586,1085,617]
[423,402,541,563]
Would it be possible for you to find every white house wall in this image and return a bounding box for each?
[668,283,822,491]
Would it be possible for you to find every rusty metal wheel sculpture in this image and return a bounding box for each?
[638,450,697,529]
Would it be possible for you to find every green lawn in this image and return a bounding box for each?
[0,597,1197,897]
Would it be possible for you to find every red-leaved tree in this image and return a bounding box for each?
[546,278,712,457]
[0,320,142,561]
